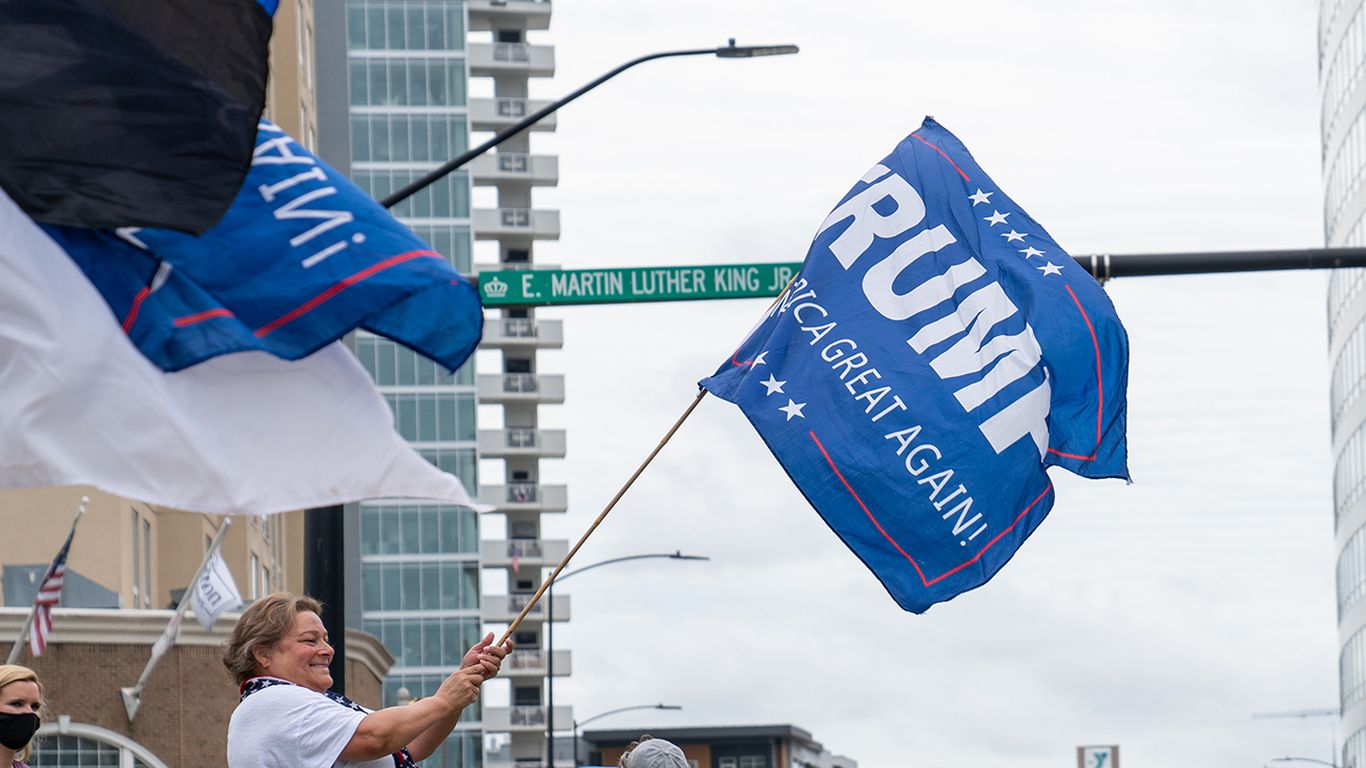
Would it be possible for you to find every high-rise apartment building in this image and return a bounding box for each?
[314,2,486,766]
[465,2,572,767]
[1322,1,1366,763]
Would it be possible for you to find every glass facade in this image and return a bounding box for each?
[343,2,480,767]
[1326,1,1366,764]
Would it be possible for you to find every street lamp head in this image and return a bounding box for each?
[715,40,800,58]
[668,550,710,562]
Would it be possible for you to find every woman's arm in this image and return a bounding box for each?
[339,669,483,762]
[406,634,512,761]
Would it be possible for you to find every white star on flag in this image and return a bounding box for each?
[751,351,768,367]
[760,374,786,396]
[1020,246,1045,259]
[779,399,807,421]
[1001,230,1026,243]
[1037,262,1064,276]
[968,189,993,206]
[984,210,1009,226]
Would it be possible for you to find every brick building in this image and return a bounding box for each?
[0,607,391,768]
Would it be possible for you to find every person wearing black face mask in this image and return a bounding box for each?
[0,665,42,768]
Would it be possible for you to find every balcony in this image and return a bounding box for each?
[485,737,576,768]
[467,0,551,32]
[481,593,571,623]
[477,482,568,514]
[470,97,557,132]
[480,318,564,349]
[469,152,560,187]
[477,373,565,404]
[468,42,555,77]
[473,207,561,240]
[500,648,572,678]
[478,427,567,458]
[482,537,570,568]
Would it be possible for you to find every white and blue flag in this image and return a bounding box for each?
[701,118,1129,613]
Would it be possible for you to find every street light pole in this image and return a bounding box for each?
[544,552,708,768]
[299,38,792,699]
[380,40,798,209]
[1267,758,1345,768]
[573,703,683,767]
[304,39,794,697]
[1075,246,1366,281]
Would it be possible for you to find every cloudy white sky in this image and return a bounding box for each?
[473,2,1335,767]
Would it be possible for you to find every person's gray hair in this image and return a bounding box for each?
[622,738,688,768]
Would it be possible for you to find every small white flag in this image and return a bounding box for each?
[190,550,242,631]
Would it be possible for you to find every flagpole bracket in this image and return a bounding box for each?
[1089,253,1113,286]
[119,686,142,722]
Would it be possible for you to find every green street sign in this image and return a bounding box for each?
[478,262,804,307]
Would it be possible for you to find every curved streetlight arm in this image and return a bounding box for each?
[380,41,799,209]
[575,703,683,731]
[559,551,710,583]
[1268,758,1344,768]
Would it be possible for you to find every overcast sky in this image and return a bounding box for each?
[472,3,1335,767]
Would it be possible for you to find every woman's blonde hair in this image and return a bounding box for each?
[222,593,323,684]
[0,664,43,763]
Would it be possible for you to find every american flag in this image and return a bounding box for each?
[28,526,74,657]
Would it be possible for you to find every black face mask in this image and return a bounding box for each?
[0,712,39,750]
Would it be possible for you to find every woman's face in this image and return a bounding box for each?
[0,680,40,716]
[255,611,334,693]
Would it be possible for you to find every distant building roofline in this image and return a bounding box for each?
[580,724,817,747]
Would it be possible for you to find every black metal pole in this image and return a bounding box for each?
[380,42,798,210]
[304,504,346,693]
[300,44,795,702]
[1072,246,1366,280]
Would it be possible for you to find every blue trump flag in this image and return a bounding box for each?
[700,118,1129,613]
[43,120,482,373]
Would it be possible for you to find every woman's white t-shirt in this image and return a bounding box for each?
[227,682,394,768]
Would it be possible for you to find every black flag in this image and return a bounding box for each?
[0,0,275,233]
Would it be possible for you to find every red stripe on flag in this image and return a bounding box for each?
[253,250,442,339]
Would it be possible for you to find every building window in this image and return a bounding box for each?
[250,553,261,600]
[130,510,140,608]
[360,561,478,612]
[346,0,465,53]
[380,392,477,443]
[346,56,467,108]
[350,168,471,220]
[361,503,478,556]
[142,519,151,608]
[31,735,152,768]
[350,113,468,164]
[362,616,481,668]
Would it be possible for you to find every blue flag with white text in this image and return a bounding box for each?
[43,120,483,373]
[700,118,1129,614]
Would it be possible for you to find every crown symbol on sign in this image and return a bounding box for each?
[484,277,509,298]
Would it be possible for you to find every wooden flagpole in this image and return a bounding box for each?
[496,390,706,645]
[494,273,801,645]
